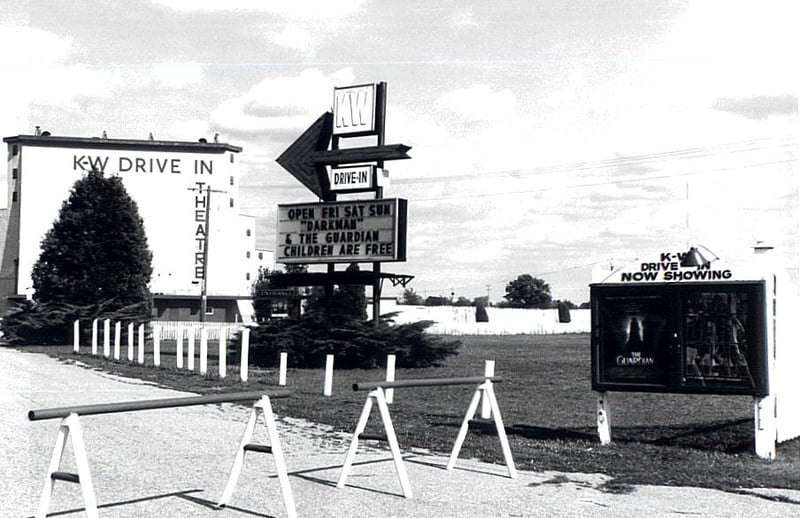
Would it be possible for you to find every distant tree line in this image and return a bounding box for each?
[398,275,582,310]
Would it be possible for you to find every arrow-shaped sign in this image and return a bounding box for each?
[276,112,333,199]
[311,144,411,166]
[276,111,411,199]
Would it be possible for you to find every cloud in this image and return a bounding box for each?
[149,0,371,54]
[149,0,369,18]
[436,85,516,122]
[150,62,204,89]
[711,95,798,120]
[450,8,478,28]
[210,68,355,140]
[0,26,113,138]
[0,26,73,65]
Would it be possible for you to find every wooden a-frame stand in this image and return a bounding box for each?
[336,386,413,497]
[36,413,98,518]
[35,396,295,518]
[218,395,297,518]
[336,379,516,499]
[447,379,517,479]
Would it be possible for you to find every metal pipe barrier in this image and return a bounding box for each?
[28,390,290,421]
[352,375,502,391]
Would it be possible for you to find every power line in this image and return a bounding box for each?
[409,157,796,203]
[241,136,796,207]
[394,136,796,185]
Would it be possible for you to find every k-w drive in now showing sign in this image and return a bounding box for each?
[277,198,407,264]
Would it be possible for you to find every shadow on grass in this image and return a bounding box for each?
[463,417,754,454]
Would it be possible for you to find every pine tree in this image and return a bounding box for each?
[31,169,153,315]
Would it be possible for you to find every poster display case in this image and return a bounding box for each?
[592,281,768,396]
[590,248,800,459]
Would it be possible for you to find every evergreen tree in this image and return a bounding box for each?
[32,169,153,314]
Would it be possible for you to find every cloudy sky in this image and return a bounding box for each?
[1,1,797,304]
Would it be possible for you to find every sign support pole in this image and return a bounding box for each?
[596,391,612,445]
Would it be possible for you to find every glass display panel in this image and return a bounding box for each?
[595,292,672,388]
[681,289,761,392]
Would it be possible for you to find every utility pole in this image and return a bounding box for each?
[187,183,226,322]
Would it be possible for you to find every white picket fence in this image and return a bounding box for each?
[154,321,250,340]
[72,319,253,381]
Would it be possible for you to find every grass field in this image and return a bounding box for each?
[17,333,800,492]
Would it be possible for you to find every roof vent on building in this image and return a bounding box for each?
[198,138,207,143]
[34,126,41,136]
[41,131,51,137]
[148,132,154,140]
[214,133,219,143]
[102,130,107,139]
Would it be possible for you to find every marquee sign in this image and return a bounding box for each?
[277,198,407,264]
[593,250,758,285]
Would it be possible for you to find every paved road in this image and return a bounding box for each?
[2,346,799,517]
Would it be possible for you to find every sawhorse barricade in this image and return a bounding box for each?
[28,391,296,518]
[337,375,516,499]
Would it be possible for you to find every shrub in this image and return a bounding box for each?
[247,311,460,369]
[0,299,150,345]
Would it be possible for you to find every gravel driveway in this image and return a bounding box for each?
[2,346,799,517]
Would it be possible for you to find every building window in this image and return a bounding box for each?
[229,197,234,208]
[246,272,251,281]
[12,168,18,180]
[205,306,214,315]
[12,192,18,202]
[246,229,251,237]
[258,252,263,260]
[229,176,234,186]
[12,145,18,156]
[246,251,251,258]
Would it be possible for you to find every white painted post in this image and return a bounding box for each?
[91,319,98,356]
[218,327,227,378]
[597,392,612,445]
[103,319,110,358]
[187,326,196,371]
[481,360,495,419]
[240,328,250,382]
[200,328,208,375]
[113,322,121,360]
[153,325,161,367]
[176,326,184,369]
[323,354,334,396]
[137,324,145,364]
[385,354,396,404]
[73,320,80,353]
[127,323,134,362]
[754,394,777,459]
[279,352,288,386]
